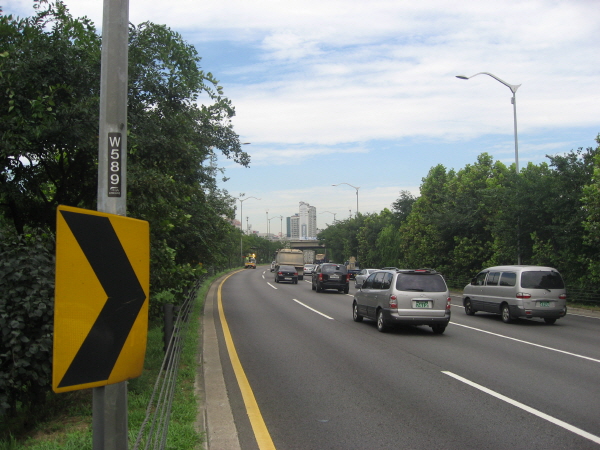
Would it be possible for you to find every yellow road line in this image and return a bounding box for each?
[218,272,276,450]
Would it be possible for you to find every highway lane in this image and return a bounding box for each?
[214,268,600,449]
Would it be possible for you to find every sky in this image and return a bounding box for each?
[4,0,600,235]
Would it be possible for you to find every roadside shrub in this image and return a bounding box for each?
[0,228,55,418]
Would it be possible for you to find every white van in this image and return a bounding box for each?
[462,265,567,324]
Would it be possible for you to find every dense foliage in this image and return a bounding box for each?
[0,229,54,417]
[319,139,600,291]
[0,1,259,421]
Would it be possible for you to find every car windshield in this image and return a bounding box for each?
[396,273,447,292]
[521,271,564,289]
[322,265,347,274]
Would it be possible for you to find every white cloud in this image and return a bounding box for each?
[4,0,599,233]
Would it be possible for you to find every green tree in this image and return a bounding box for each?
[0,2,101,234]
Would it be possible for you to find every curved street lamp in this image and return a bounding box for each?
[456,72,521,173]
[456,72,522,264]
[269,215,283,239]
[238,195,260,261]
[332,182,360,215]
[320,210,337,224]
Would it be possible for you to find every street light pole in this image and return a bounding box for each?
[320,210,337,224]
[269,215,282,240]
[238,195,260,264]
[332,182,360,215]
[456,71,522,263]
[455,72,521,173]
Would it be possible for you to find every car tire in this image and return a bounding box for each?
[501,303,513,323]
[353,302,363,322]
[312,283,316,291]
[376,309,388,332]
[464,298,475,316]
[317,284,323,292]
[294,279,298,284]
[344,286,349,294]
[544,318,557,325]
[431,324,446,334]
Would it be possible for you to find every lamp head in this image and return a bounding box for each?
[456,75,469,80]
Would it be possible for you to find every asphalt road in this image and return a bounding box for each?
[202,268,600,449]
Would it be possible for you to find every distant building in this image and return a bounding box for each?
[288,214,300,239]
[299,201,317,239]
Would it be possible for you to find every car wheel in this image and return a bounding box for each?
[344,286,349,294]
[431,324,446,334]
[317,283,323,292]
[464,298,475,316]
[294,279,298,284]
[353,302,363,322]
[312,283,316,291]
[376,309,388,332]
[544,318,557,325]
[501,303,513,323]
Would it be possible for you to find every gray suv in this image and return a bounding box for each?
[353,269,451,334]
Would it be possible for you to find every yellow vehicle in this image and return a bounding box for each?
[244,254,256,269]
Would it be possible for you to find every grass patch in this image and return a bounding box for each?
[0,270,231,449]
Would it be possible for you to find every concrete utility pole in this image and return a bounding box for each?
[95,0,129,448]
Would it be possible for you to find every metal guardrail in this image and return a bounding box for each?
[132,276,204,450]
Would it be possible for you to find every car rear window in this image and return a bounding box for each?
[396,273,447,292]
[322,265,347,274]
[520,271,564,289]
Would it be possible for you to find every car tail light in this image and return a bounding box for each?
[559,293,567,300]
[346,274,350,282]
[294,272,298,276]
[278,271,283,275]
[319,274,323,281]
[446,297,451,310]
[389,295,398,309]
[516,292,531,299]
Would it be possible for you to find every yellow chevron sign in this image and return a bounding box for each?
[53,205,149,393]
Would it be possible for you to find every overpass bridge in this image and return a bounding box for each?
[286,239,324,250]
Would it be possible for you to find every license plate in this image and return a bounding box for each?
[285,277,292,280]
[329,275,339,279]
[413,300,431,308]
[539,301,550,307]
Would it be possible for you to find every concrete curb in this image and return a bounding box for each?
[195,274,241,450]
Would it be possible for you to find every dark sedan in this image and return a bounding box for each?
[274,265,298,284]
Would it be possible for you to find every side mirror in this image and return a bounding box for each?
[470,277,477,285]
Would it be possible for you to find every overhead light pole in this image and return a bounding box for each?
[269,215,282,240]
[456,71,522,264]
[455,72,521,173]
[238,194,260,264]
[332,182,360,215]
[320,210,337,224]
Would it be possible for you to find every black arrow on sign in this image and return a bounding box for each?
[58,210,147,388]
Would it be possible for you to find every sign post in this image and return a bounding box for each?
[96,0,129,448]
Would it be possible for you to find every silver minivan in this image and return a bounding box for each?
[353,269,451,334]
[462,265,567,324]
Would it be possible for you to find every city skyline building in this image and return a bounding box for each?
[286,202,318,239]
